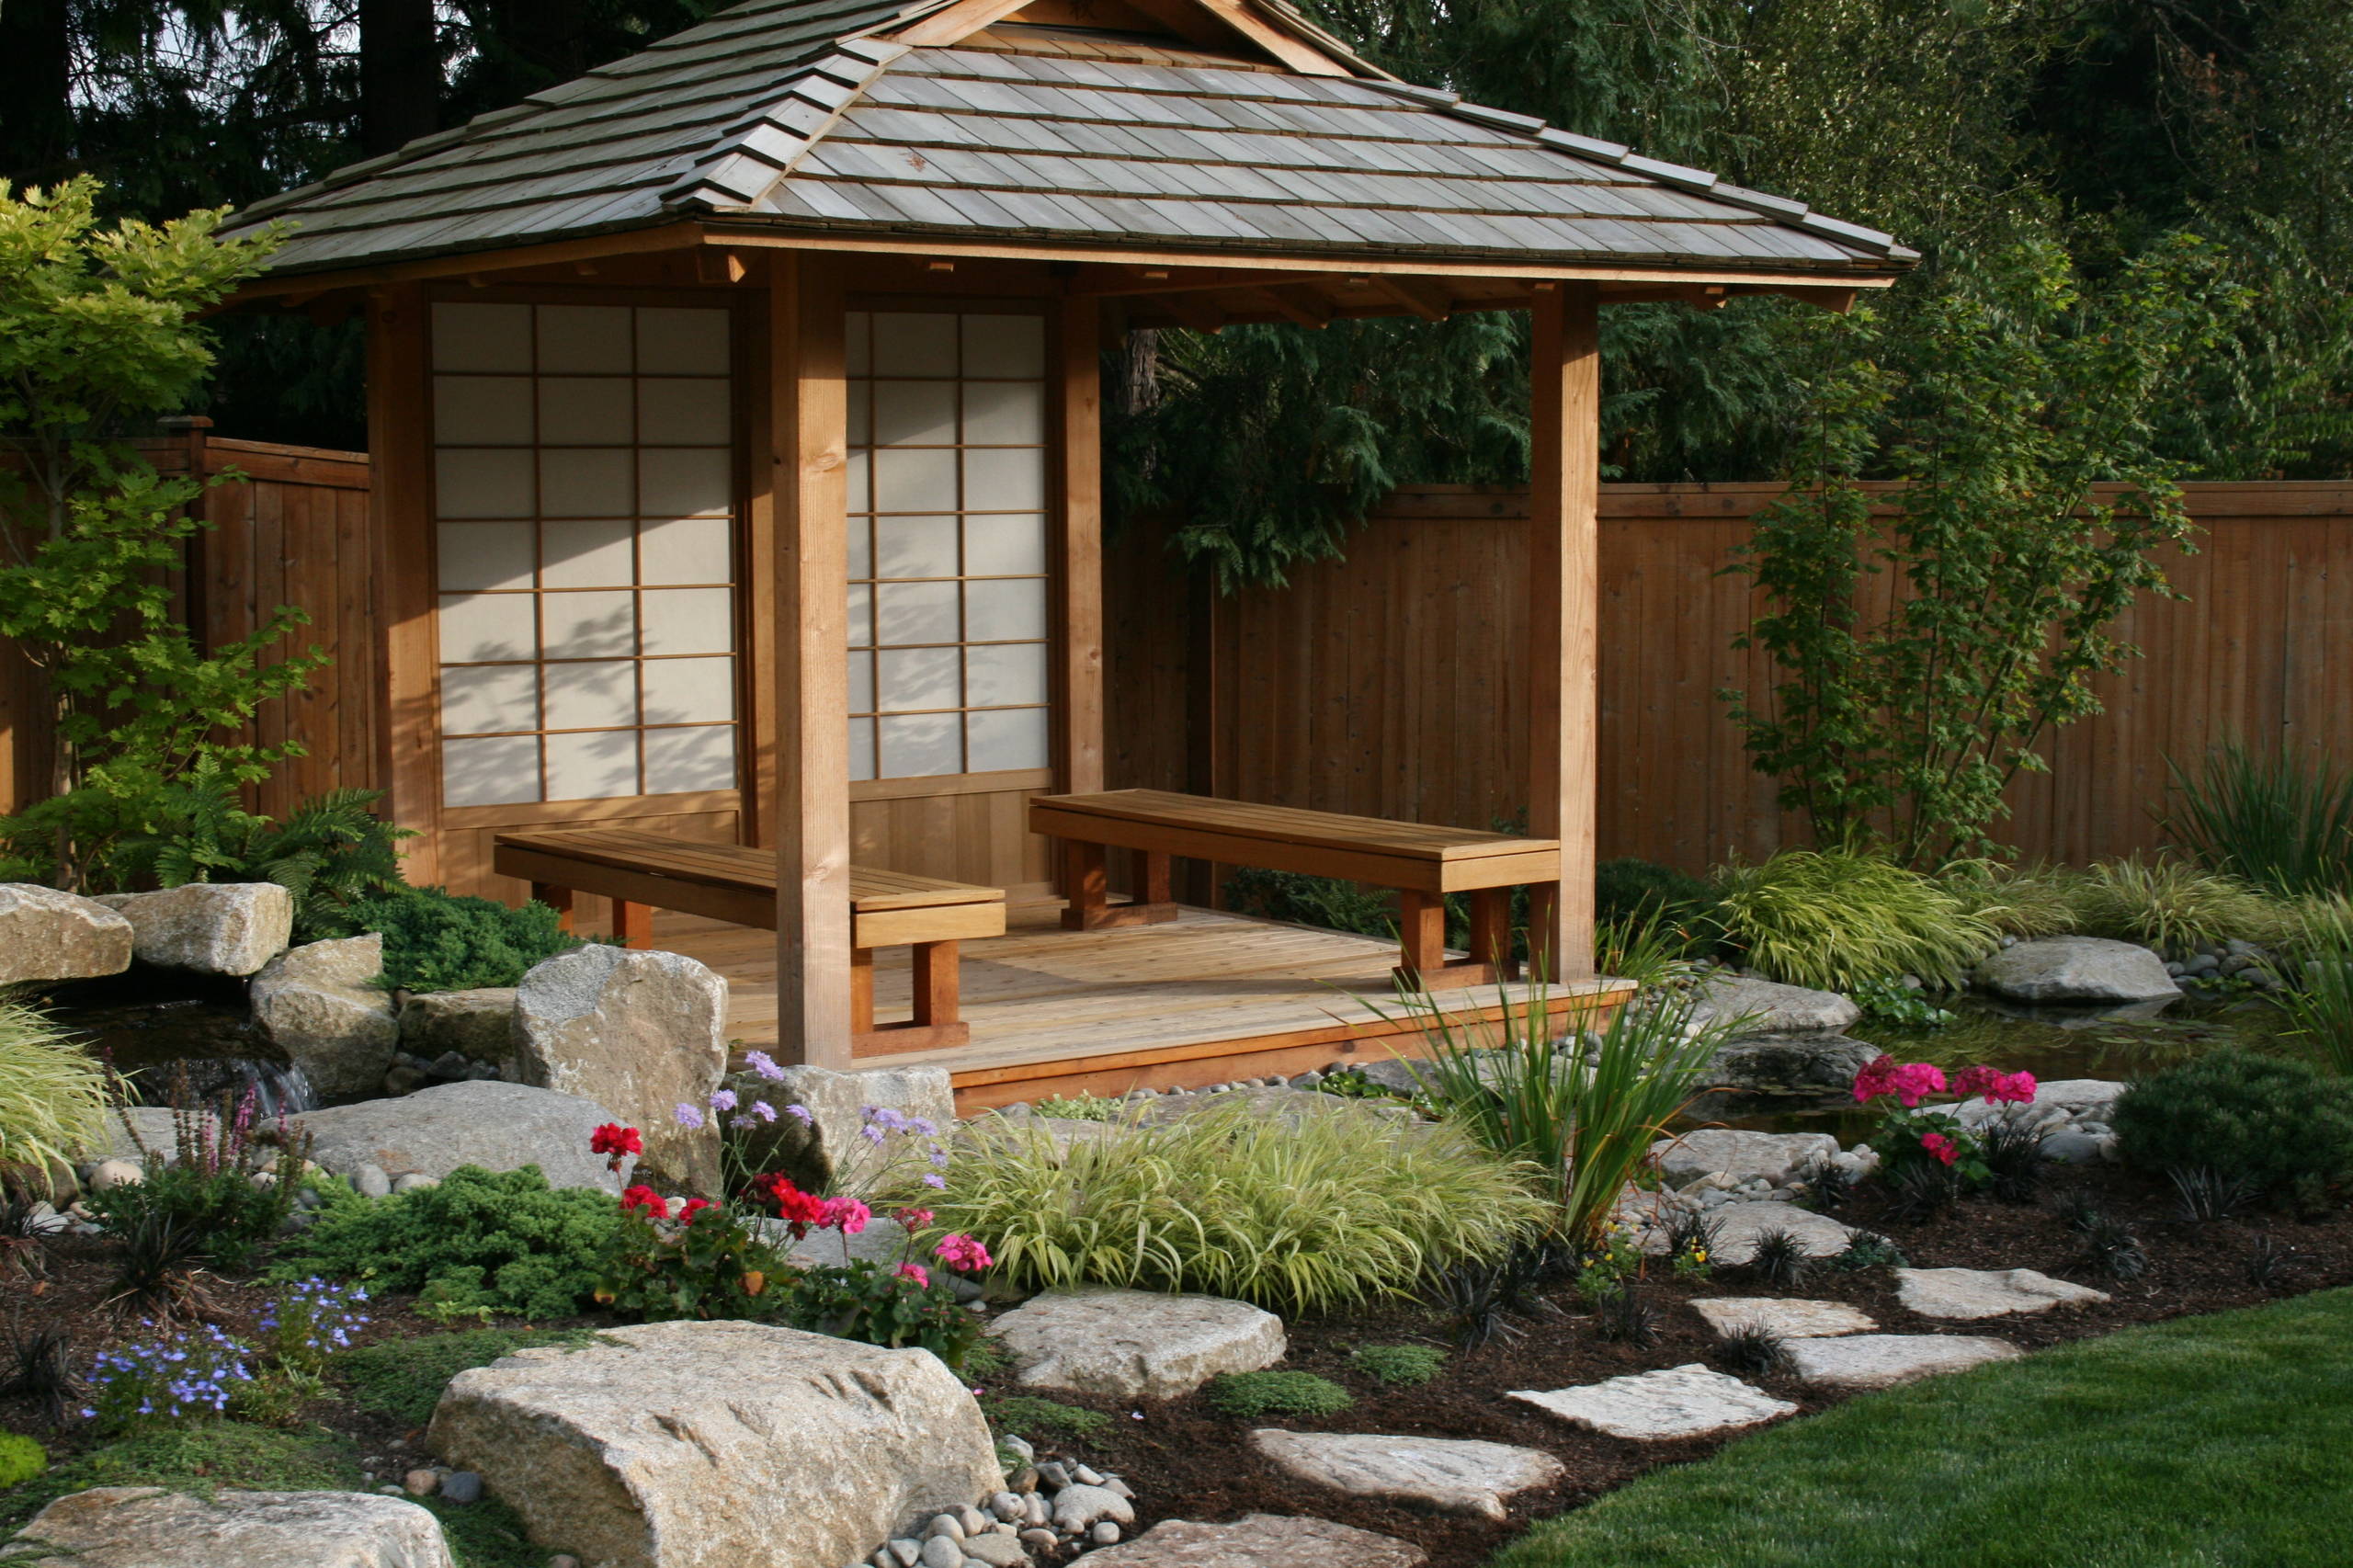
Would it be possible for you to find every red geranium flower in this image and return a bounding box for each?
[591,1124,642,1172]
[620,1184,669,1220]
[1920,1132,1959,1166]
[755,1173,827,1236]
[676,1197,715,1224]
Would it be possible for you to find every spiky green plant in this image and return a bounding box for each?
[0,999,108,1187]
[925,1099,1544,1315]
[2062,856,2290,956]
[1381,976,1754,1251]
[2273,903,2353,1077]
[2165,740,2353,898]
[1937,859,2082,939]
[1712,850,1995,992]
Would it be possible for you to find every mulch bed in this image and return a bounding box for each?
[8,1164,2351,1568]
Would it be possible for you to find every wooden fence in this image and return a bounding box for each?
[0,422,379,825]
[1105,482,2353,875]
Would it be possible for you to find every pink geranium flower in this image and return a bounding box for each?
[934,1233,993,1272]
[820,1196,871,1235]
[1920,1132,1959,1166]
[895,1263,930,1290]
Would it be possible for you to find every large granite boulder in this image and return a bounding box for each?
[250,936,400,1099]
[426,1321,998,1568]
[0,883,131,987]
[733,1062,954,1193]
[1086,1516,1424,1568]
[513,947,726,1193]
[1699,1033,1882,1092]
[1691,974,1861,1035]
[0,1486,452,1568]
[397,989,517,1064]
[289,1081,631,1193]
[990,1289,1286,1401]
[1651,1129,1840,1188]
[1975,937,2180,1004]
[97,882,290,977]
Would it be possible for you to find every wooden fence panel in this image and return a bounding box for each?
[1107,482,2353,874]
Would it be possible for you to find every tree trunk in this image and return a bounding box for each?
[359,0,441,157]
[0,0,75,189]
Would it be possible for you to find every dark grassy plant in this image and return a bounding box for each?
[1430,1254,1526,1350]
[1794,1155,1858,1212]
[1980,1117,2049,1204]
[2169,1165,2256,1223]
[1744,1227,1813,1290]
[1715,1324,1790,1378]
[1831,1231,1909,1271]
[103,1207,210,1315]
[2068,1206,2149,1282]
[2243,1235,2297,1290]
[2,1315,75,1426]
[1589,1285,1661,1347]
[1881,1161,1962,1224]
[2165,740,2353,898]
[1662,1207,1723,1260]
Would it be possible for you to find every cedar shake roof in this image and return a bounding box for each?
[226,0,1915,279]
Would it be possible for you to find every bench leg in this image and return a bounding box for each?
[1057,839,1179,931]
[852,939,972,1057]
[1468,888,1518,981]
[1392,888,1511,993]
[1525,882,1561,984]
[612,897,654,950]
[532,882,575,935]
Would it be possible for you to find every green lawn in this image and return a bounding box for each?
[1492,1289,2353,1568]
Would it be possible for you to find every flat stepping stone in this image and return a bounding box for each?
[1894,1267,2110,1321]
[1508,1364,1798,1440]
[1086,1513,1425,1567]
[1650,1129,1840,1187]
[1691,1298,1876,1339]
[1782,1333,2022,1391]
[1688,1201,1858,1266]
[991,1288,1285,1401]
[1249,1429,1563,1520]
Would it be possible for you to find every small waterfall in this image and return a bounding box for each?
[234,1057,320,1119]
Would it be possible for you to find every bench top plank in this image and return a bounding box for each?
[1031,790,1560,863]
[493,829,1002,913]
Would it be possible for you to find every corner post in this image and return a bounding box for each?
[366,282,443,885]
[1054,292,1106,798]
[1527,282,1600,981]
[769,253,855,1067]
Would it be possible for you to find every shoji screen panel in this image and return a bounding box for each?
[846,310,1051,783]
[430,301,740,808]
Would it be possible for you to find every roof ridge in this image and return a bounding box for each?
[1353,79,1916,261]
[661,40,912,209]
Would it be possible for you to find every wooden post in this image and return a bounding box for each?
[1053,294,1106,902]
[365,283,443,886]
[1527,283,1601,982]
[767,254,854,1067]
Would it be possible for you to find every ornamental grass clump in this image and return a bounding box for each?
[1712,850,1995,993]
[926,1098,1542,1315]
[2165,740,2353,899]
[0,1000,108,1187]
[2060,855,2291,956]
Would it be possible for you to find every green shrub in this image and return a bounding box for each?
[333,1327,597,1426]
[2110,1049,2353,1200]
[0,1001,108,1184]
[930,1100,1544,1315]
[0,1433,44,1489]
[1595,858,1722,951]
[2166,741,2353,899]
[328,886,588,993]
[1031,1095,1131,1122]
[1349,1343,1447,1387]
[981,1394,1112,1443]
[1203,1370,1353,1420]
[0,1424,362,1538]
[274,1165,619,1318]
[2061,856,2291,957]
[1713,850,1995,992]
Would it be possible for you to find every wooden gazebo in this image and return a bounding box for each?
[222,0,1912,1100]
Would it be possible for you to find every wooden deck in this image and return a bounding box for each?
[657,903,1631,1110]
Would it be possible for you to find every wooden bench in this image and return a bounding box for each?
[491,828,1006,1056]
[1027,790,1562,990]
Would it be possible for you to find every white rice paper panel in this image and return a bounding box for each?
[878,711,960,778]
[538,378,634,445]
[439,664,539,736]
[438,521,535,593]
[877,646,960,713]
[543,659,639,731]
[847,380,872,446]
[435,449,534,518]
[539,449,633,517]
[872,448,958,513]
[847,517,872,581]
[964,642,1048,708]
[434,376,533,445]
[432,303,532,373]
[873,515,959,579]
[848,718,877,782]
[640,587,733,656]
[872,312,958,377]
[961,314,1045,378]
[538,305,633,373]
[848,584,872,649]
[543,730,641,801]
[962,447,1045,512]
[540,518,635,589]
[961,380,1046,446]
[639,449,731,517]
[873,581,959,646]
[635,308,729,376]
[964,577,1047,642]
[443,734,541,806]
[640,516,733,585]
[642,656,735,725]
[638,379,731,445]
[643,725,735,793]
[438,592,537,663]
[541,589,636,658]
[849,650,875,713]
[846,312,873,377]
[874,381,957,446]
[963,514,1046,577]
[966,706,1049,772]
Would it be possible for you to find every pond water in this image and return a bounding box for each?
[44,972,319,1118]
[1688,991,2302,1142]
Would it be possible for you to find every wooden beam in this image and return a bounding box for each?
[364,283,443,884]
[1526,283,1600,983]
[1189,0,1354,75]
[1256,284,1333,328]
[220,222,710,303]
[1368,276,1453,321]
[891,0,1034,47]
[1054,294,1107,800]
[768,253,856,1067]
[1153,292,1226,333]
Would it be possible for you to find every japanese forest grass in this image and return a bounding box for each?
[927,1098,1548,1315]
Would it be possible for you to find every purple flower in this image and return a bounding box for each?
[709,1088,739,1112]
[675,1103,706,1130]
[786,1103,814,1125]
[745,1050,785,1081]
[753,1100,778,1123]
[922,1172,947,1189]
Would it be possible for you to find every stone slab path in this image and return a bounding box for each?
[1086,1514,1426,1567]
[1508,1365,1799,1441]
[1248,1430,1563,1521]
[1688,1201,1858,1266]
[1690,1297,1877,1339]
[1895,1267,2111,1320]
[1782,1333,2022,1392]
[990,1289,1286,1401]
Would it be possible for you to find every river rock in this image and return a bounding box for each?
[1699,1033,1883,1092]
[0,883,132,986]
[1084,1515,1424,1568]
[1692,974,1861,1034]
[1248,1430,1563,1520]
[98,882,291,977]
[1782,1333,2023,1391]
[289,1081,630,1193]
[1509,1365,1797,1441]
[1893,1267,2111,1321]
[427,1320,998,1568]
[730,1062,955,1194]
[1689,1298,1876,1338]
[250,935,399,1099]
[0,1486,453,1567]
[2022,1078,2127,1116]
[513,946,726,1192]
[397,989,517,1064]
[1651,1130,1840,1188]
[1975,937,2180,1004]
[990,1289,1285,1401]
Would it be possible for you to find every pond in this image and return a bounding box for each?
[1688,990,2302,1143]
[43,971,319,1119]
